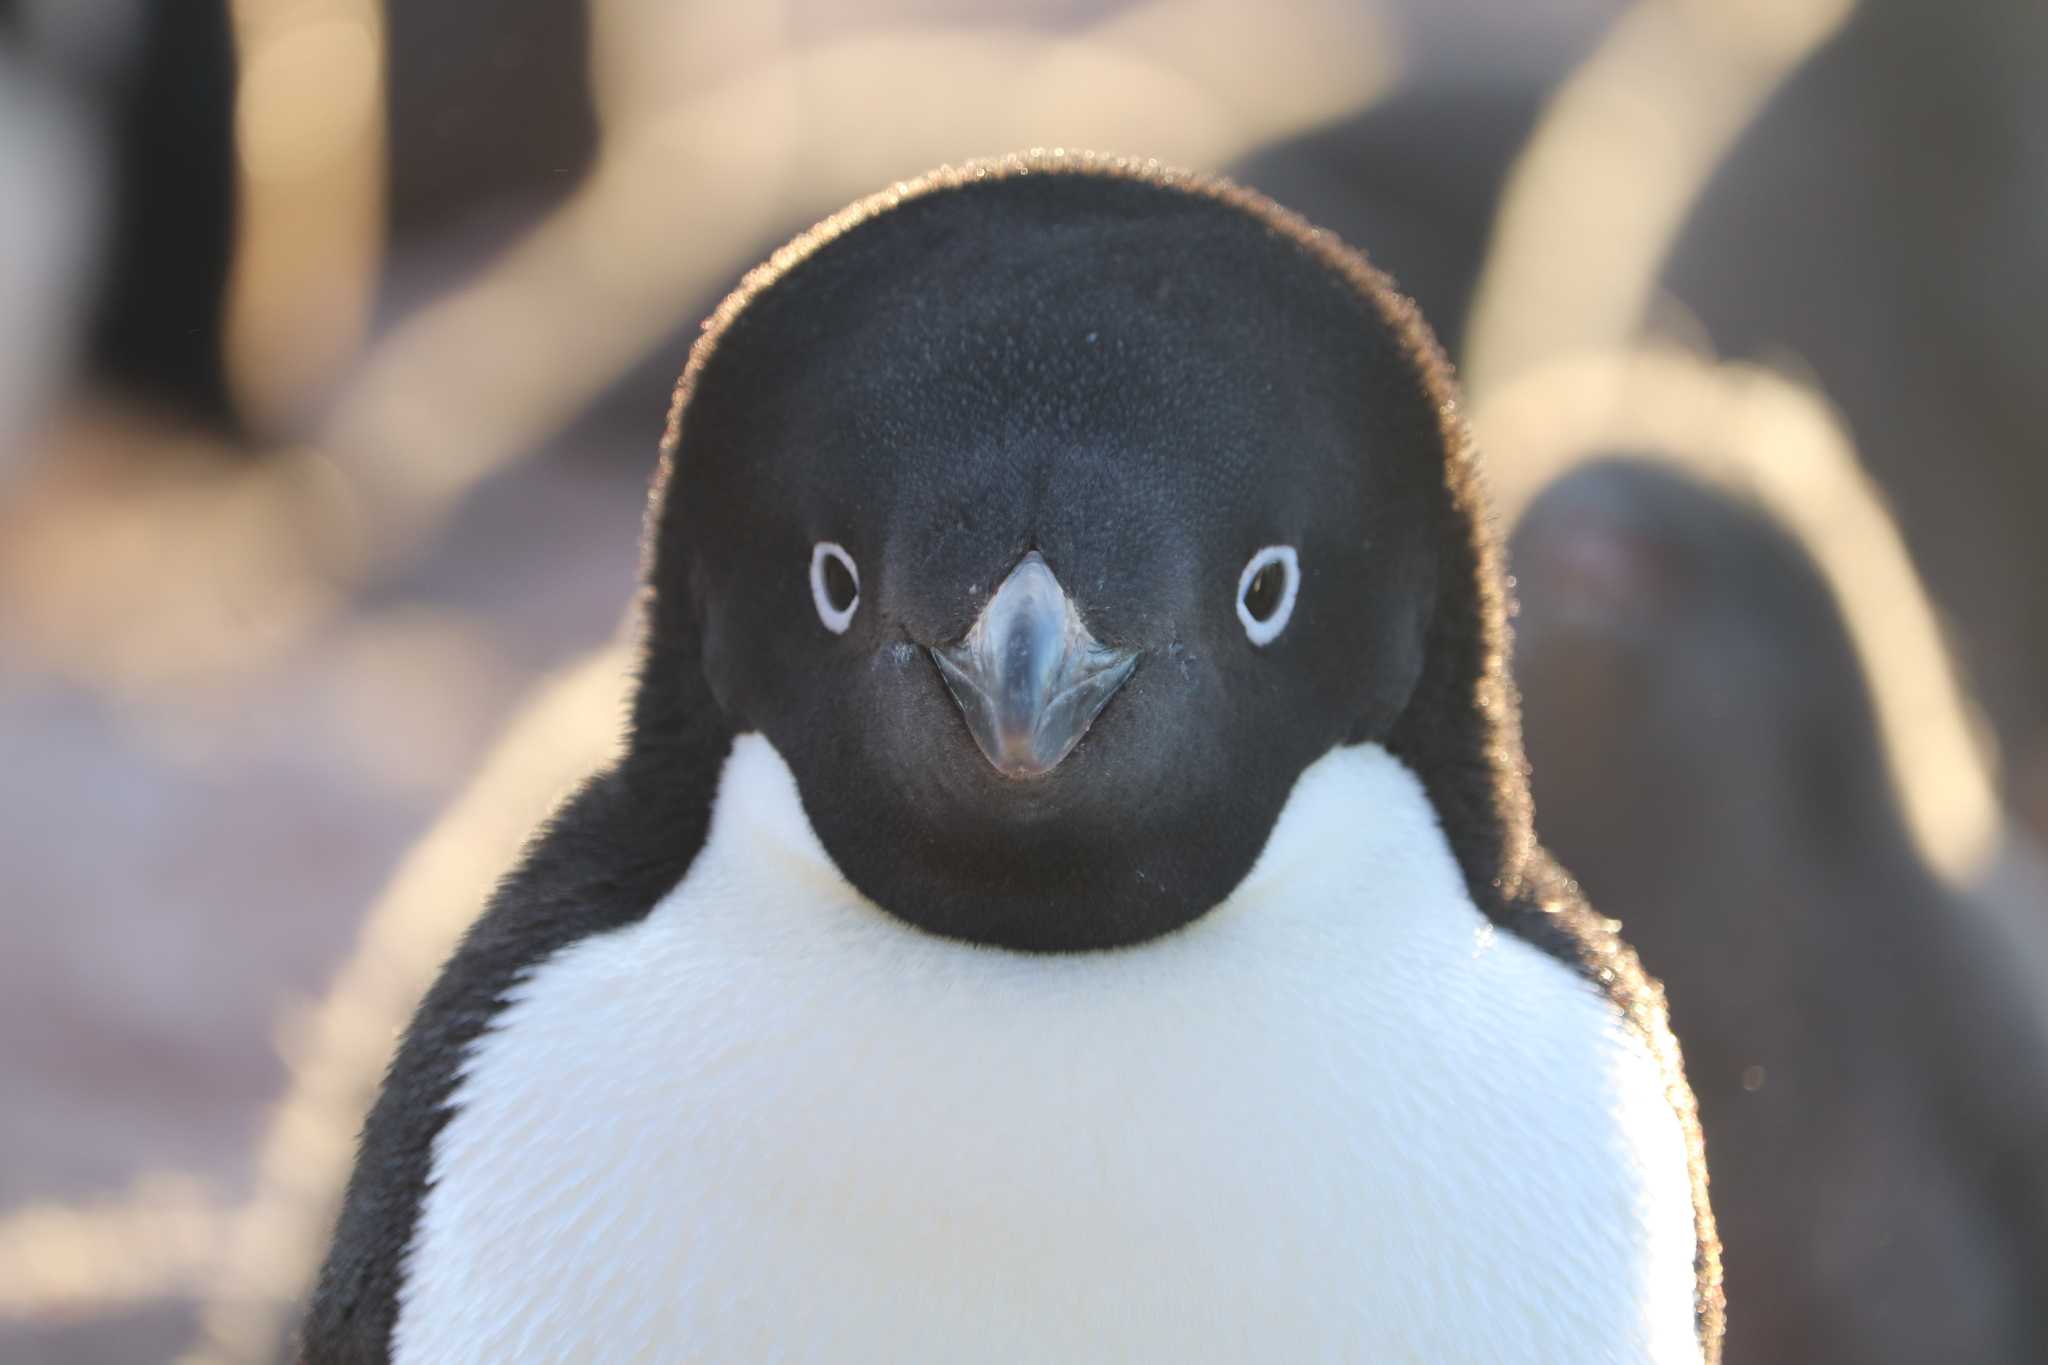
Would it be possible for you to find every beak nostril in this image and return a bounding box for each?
[932,552,1138,778]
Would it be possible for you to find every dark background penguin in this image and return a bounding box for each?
[1655,0,2048,839]
[1511,455,2048,1364]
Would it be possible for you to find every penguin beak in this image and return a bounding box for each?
[931,551,1139,779]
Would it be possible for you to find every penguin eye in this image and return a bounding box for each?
[1236,545,1300,646]
[810,541,860,634]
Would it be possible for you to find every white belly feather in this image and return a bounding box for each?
[398,736,1702,1363]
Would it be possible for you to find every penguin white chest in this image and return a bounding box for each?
[399,736,1702,1363]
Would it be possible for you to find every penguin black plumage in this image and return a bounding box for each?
[1513,457,2048,1364]
[304,153,1721,1363]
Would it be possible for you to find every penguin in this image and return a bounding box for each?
[58,0,236,434]
[303,151,1721,1363]
[1512,457,2048,1364]
[1658,0,2048,837]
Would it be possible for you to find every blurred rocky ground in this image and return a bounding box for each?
[0,405,647,1361]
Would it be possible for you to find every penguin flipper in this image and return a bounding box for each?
[301,723,729,1362]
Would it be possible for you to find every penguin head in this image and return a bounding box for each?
[1511,457,1900,872]
[646,159,1478,951]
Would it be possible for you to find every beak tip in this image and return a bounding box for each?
[930,555,1139,779]
[932,648,1139,780]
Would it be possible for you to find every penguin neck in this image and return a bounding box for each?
[726,731,1429,947]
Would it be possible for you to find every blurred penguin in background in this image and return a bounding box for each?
[1659,0,2048,839]
[1509,449,2048,1364]
[0,3,115,472]
[5,0,241,434]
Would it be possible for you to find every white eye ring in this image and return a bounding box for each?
[809,541,860,634]
[1236,545,1300,646]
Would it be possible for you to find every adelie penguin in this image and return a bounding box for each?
[304,152,1722,1363]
